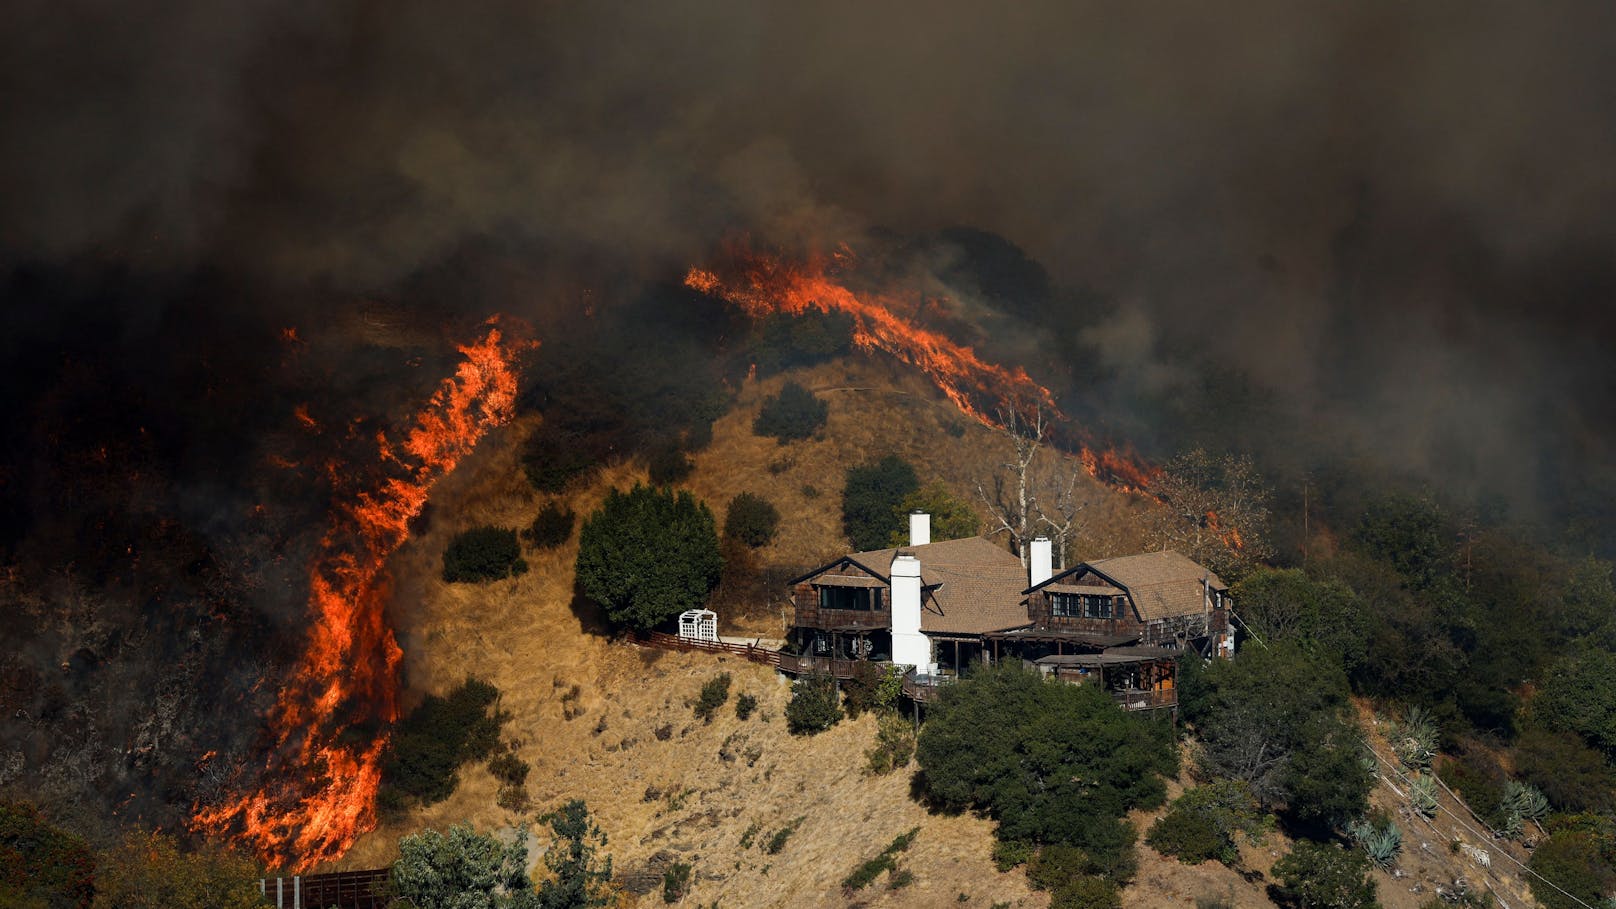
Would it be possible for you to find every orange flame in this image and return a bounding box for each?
[1205,510,1245,552]
[686,242,1159,493]
[193,319,531,871]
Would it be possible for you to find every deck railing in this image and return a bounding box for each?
[775,653,869,678]
[635,631,781,668]
[1111,687,1177,710]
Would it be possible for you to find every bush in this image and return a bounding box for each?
[524,501,576,549]
[735,693,758,720]
[865,712,916,775]
[522,424,603,493]
[392,824,538,909]
[0,802,94,909]
[1030,843,1133,909]
[723,493,780,548]
[842,829,919,891]
[694,673,732,723]
[647,445,695,486]
[442,526,527,583]
[754,380,828,442]
[786,673,842,735]
[1435,747,1510,832]
[1146,781,1264,867]
[383,678,507,805]
[765,817,805,854]
[842,455,919,550]
[488,749,530,788]
[993,839,1035,872]
[662,861,692,903]
[1271,841,1377,909]
[1514,725,1616,812]
[576,484,722,632]
[1347,813,1402,869]
[750,310,854,375]
[94,830,262,909]
[842,661,902,718]
[1526,831,1616,909]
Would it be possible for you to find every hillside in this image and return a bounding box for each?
[328,356,1547,908]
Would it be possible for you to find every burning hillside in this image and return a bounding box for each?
[192,320,530,871]
[686,241,1158,492]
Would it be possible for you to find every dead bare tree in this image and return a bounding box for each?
[975,405,1091,570]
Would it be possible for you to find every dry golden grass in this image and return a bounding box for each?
[323,354,1202,907]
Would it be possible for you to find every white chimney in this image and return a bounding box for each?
[890,552,931,673]
[908,510,930,547]
[1029,536,1053,588]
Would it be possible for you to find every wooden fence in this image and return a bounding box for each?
[635,631,781,668]
[260,868,389,908]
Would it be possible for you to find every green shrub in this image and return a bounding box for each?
[723,493,780,548]
[524,501,576,549]
[842,455,919,550]
[842,829,919,892]
[1145,781,1263,866]
[1147,806,1229,866]
[1435,748,1510,831]
[1514,725,1616,812]
[993,839,1035,871]
[765,817,805,854]
[442,526,527,583]
[1348,813,1402,869]
[1271,841,1377,909]
[865,712,916,775]
[648,445,695,486]
[786,673,842,735]
[1526,830,1616,909]
[1049,875,1121,909]
[662,861,692,903]
[888,869,914,890]
[887,482,981,546]
[694,673,732,723]
[842,661,902,718]
[488,748,530,788]
[735,693,757,720]
[382,678,507,805]
[754,380,828,442]
[750,310,855,375]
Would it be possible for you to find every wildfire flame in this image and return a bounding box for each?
[685,242,1159,493]
[193,319,530,871]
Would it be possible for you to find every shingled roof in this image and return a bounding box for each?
[1073,550,1226,622]
[843,536,1032,635]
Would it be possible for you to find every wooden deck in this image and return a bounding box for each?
[260,868,389,908]
[634,631,781,668]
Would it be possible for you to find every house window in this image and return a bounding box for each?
[1083,595,1114,619]
[1050,593,1078,617]
[818,585,881,611]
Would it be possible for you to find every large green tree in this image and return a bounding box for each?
[1180,644,1371,830]
[917,665,1176,852]
[886,482,980,546]
[842,455,919,550]
[391,824,536,909]
[1534,646,1616,757]
[1232,568,1368,673]
[575,484,722,631]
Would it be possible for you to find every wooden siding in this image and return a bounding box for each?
[790,559,892,630]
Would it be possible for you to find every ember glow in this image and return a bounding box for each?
[192,320,530,871]
[686,242,1159,493]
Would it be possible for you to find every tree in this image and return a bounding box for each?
[534,801,613,909]
[1351,493,1450,589]
[1182,644,1370,830]
[443,526,528,583]
[723,492,779,548]
[753,380,828,442]
[0,802,94,909]
[1533,645,1616,757]
[917,665,1176,853]
[1146,449,1274,580]
[92,831,261,909]
[1526,830,1616,909]
[1271,841,1378,909]
[887,482,980,546]
[1232,568,1370,676]
[391,824,537,909]
[975,406,1088,566]
[842,456,919,550]
[575,484,722,631]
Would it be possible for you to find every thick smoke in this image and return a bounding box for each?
[4,0,1616,837]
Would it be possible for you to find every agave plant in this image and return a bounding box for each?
[1408,774,1439,818]
[1350,817,1403,869]
[1497,779,1549,839]
[1391,705,1440,770]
